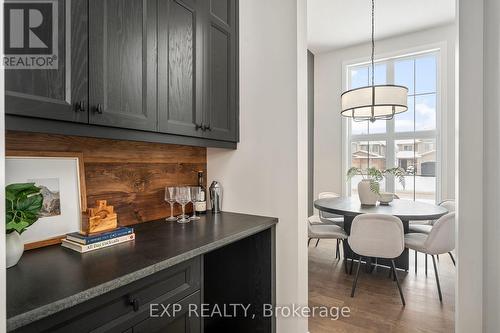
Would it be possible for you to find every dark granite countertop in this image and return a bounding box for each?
[7,211,278,331]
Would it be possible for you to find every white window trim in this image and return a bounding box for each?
[340,41,448,203]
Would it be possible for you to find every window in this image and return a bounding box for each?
[346,51,439,203]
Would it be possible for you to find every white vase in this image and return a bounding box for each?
[357,180,379,206]
[6,232,24,268]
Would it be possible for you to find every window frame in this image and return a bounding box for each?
[341,44,447,203]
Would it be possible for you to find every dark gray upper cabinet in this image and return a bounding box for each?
[203,0,238,142]
[5,0,239,146]
[5,0,88,123]
[88,0,157,131]
[158,0,204,137]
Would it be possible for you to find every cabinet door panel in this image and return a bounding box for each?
[133,292,201,333]
[5,0,88,123]
[203,0,237,142]
[158,0,203,137]
[89,0,157,131]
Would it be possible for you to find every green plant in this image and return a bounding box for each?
[6,183,43,234]
[346,166,406,195]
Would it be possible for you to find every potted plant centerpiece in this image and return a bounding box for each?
[347,167,406,206]
[5,183,43,268]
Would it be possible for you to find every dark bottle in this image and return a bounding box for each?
[195,171,207,214]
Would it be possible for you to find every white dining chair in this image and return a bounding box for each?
[318,192,344,226]
[405,212,455,302]
[308,217,348,273]
[348,214,406,305]
[308,192,344,250]
[409,200,455,274]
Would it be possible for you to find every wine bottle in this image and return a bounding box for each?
[195,171,207,214]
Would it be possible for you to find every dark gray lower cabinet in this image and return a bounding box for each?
[88,0,157,131]
[5,0,88,123]
[133,292,201,333]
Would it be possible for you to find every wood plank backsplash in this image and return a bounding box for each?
[6,131,207,226]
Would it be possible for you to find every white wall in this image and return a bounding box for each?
[314,24,456,202]
[482,0,500,331]
[207,0,309,332]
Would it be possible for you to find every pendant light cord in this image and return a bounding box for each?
[371,0,375,87]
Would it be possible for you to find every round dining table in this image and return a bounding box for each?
[313,197,448,270]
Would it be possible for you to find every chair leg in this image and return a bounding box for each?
[315,239,320,247]
[351,256,363,297]
[449,252,456,266]
[437,254,440,262]
[308,238,312,247]
[425,254,428,276]
[349,256,358,275]
[391,260,406,306]
[414,250,418,274]
[431,255,443,302]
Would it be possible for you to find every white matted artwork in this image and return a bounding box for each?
[6,151,87,247]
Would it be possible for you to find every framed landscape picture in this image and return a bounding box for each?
[6,151,87,249]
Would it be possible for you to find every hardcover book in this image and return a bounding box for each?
[61,233,135,253]
[66,227,134,245]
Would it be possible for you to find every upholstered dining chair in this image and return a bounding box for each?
[308,192,344,250]
[409,200,456,274]
[317,192,344,227]
[307,217,348,272]
[405,212,455,302]
[348,214,406,305]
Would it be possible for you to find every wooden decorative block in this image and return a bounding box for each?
[81,200,118,235]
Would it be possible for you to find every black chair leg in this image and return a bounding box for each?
[431,255,443,302]
[415,250,418,274]
[437,254,440,262]
[315,239,320,247]
[425,254,428,276]
[308,238,312,247]
[391,260,406,306]
[389,266,393,279]
[351,256,363,297]
[449,252,456,266]
[349,256,358,275]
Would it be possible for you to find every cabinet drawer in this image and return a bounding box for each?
[133,291,201,333]
[17,257,201,333]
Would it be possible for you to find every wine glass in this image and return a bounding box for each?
[175,186,191,223]
[189,186,202,221]
[164,186,177,222]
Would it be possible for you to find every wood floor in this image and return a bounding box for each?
[308,239,455,333]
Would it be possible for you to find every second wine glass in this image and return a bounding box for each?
[175,186,191,223]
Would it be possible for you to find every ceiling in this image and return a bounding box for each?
[307,0,456,54]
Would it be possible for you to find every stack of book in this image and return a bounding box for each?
[61,227,135,253]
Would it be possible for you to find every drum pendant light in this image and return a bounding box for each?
[341,0,408,122]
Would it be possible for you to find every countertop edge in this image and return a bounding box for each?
[7,218,277,331]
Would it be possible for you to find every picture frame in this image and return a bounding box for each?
[6,151,87,250]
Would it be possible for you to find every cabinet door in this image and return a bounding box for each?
[203,0,238,142]
[158,0,204,137]
[89,0,157,131]
[5,0,88,123]
[133,292,201,333]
